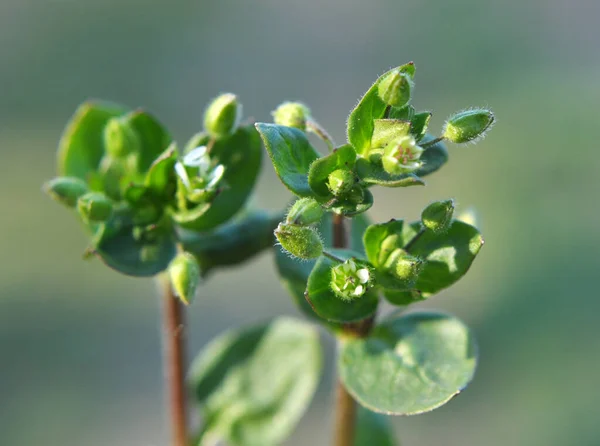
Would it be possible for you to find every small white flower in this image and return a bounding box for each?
[331,259,371,301]
[382,135,424,175]
[175,146,225,203]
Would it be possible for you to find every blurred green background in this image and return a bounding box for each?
[1,0,598,445]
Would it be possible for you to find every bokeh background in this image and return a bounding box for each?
[1,0,599,445]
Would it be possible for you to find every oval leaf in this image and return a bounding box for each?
[180,210,282,276]
[173,124,262,231]
[340,311,477,415]
[190,317,322,446]
[306,253,378,323]
[347,63,415,156]
[58,101,128,180]
[256,123,319,197]
[406,221,484,297]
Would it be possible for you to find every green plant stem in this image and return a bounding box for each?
[420,136,444,148]
[162,278,188,446]
[404,227,426,253]
[307,119,335,152]
[332,212,368,446]
[323,250,345,263]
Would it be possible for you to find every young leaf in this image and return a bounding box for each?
[410,112,432,142]
[58,101,128,180]
[340,311,477,415]
[355,406,397,446]
[256,123,319,197]
[307,144,356,199]
[180,210,282,276]
[347,63,415,156]
[305,252,378,323]
[190,317,322,446]
[405,220,484,297]
[172,124,262,231]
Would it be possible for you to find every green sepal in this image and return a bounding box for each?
[370,119,411,149]
[307,144,356,199]
[306,251,378,323]
[180,210,282,277]
[58,101,128,180]
[340,311,477,415]
[172,124,262,231]
[190,317,322,446]
[275,212,370,325]
[405,220,484,297]
[168,252,200,305]
[256,123,319,197]
[356,157,425,188]
[93,207,176,277]
[347,63,415,156]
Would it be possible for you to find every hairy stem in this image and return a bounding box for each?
[162,279,188,446]
[420,136,444,148]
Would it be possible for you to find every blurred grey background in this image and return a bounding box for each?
[1,0,599,445]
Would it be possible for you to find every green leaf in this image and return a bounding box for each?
[275,212,370,323]
[256,123,320,197]
[355,406,397,446]
[190,317,322,446]
[340,311,477,415]
[410,112,431,142]
[144,144,178,203]
[306,252,378,323]
[126,109,173,173]
[371,119,411,149]
[404,220,484,297]
[58,101,128,180]
[93,208,176,277]
[363,219,406,268]
[307,144,356,199]
[356,158,425,188]
[414,135,448,177]
[173,124,262,231]
[180,210,282,276]
[347,63,415,156]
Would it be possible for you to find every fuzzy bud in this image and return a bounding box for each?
[421,199,455,233]
[169,252,200,305]
[103,117,140,158]
[378,70,413,108]
[443,109,495,143]
[327,169,355,197]
[44,177,88,208]
[275,222,323,259]
[204,93,242,139]
[77,192,113,222]
[286,198,324,226]
[272,101,311,131]
[331,259,371,301]
[384,249,423,289]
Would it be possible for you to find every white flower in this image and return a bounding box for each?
[382,135,424,175]
[175,146,225,203]
[331,258,371,301]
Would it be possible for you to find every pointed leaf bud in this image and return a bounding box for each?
[378,70,413,108]
[421,199,455,233]
[77,192,113,222]
[275,223,323,259]
[43,177,88,208]
[204,93,242,139]
[443,108,495,143]
[103,117,141,158]
[169,252,200,305]
[272,101,311,131]
[331,258,372,301]
[327,169,355,196]
[381,135,424,175]
[286,198,324,226]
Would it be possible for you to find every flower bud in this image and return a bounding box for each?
[275,223,323,259]
[327,169,355,196]
[77,192,113,222]
[381,135,423,175]
[421,199,455,233]
[103,117,141,158]
[169,252,200,305]
[331,259,371,301]
[443,108,495,143]
[43,177,88,208]
[272,101,311,131]
[384,249,423,289]
[378,70,413,108]
[286,198,324,226]
[204,93,242,139]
